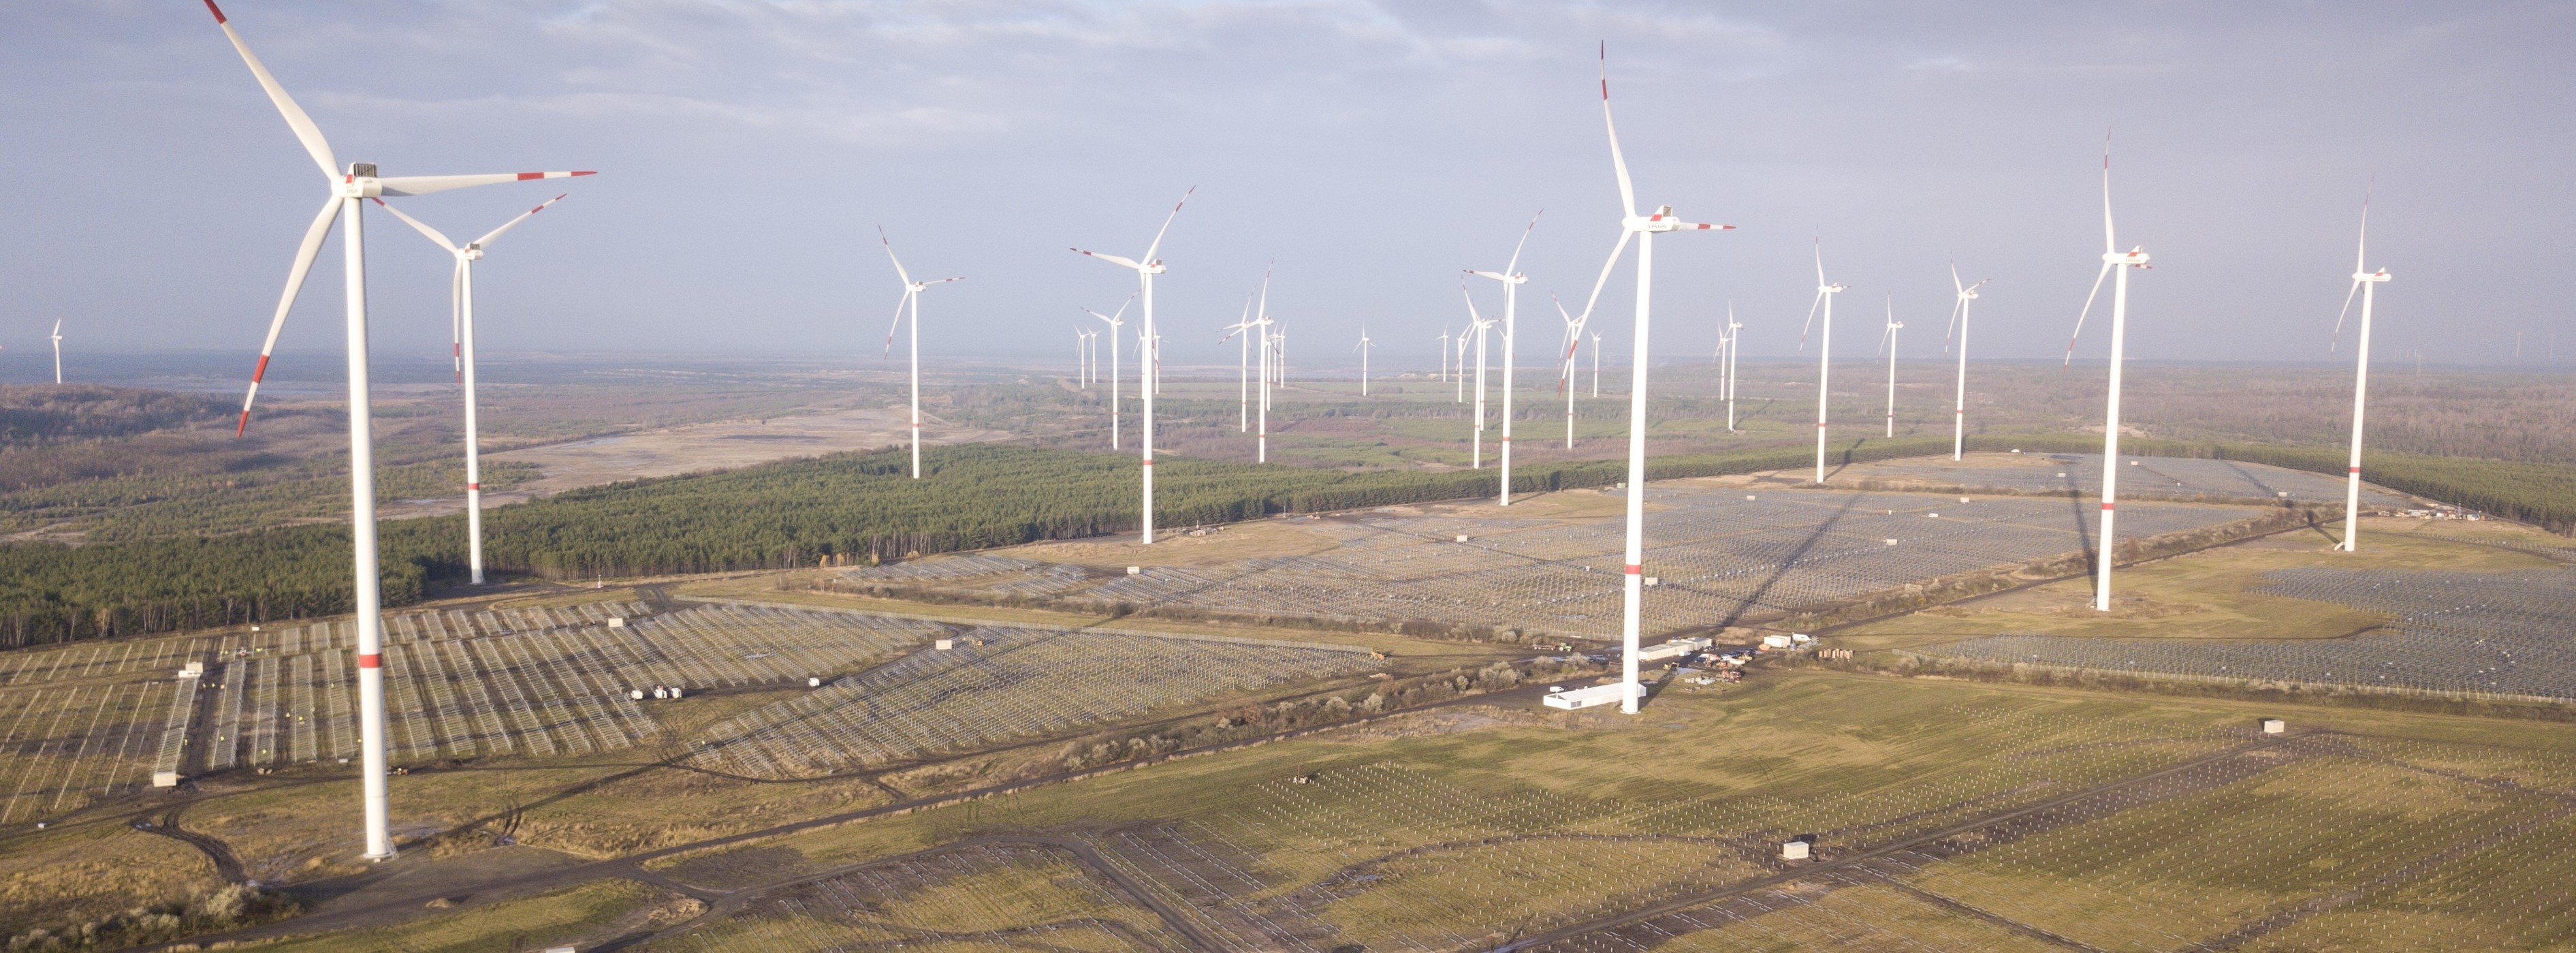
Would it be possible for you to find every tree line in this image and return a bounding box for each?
[0,435,2562,647]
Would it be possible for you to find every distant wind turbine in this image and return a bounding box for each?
[1877,296,1903,438]
[1354,327,1374,396]
[49,320,63,385]
[1461,281,1497,469]
[1553,294,1587,448]
[2332,185,2391,552]
[375,192,570,585]
[1944,260,1989,461]
[1223,284,1259,432]
[1801,240,1849,483]
[1723,302,1744,433]
[1571,44,1734,715]
[2063,133,2152,612]
[1469,212,1540,505]
[1083,294,1136,450]
[1436,325,1451,386]
[204,0,592,862]
[1590,331,1602,397]
[1075,187,1191,545]
[878,228,961,480]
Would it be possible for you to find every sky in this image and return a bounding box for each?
[4,1,2573,375]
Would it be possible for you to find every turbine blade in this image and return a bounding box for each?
[878,226,911,285]
[1799,290,1824,354]
[1074,249,1144,270]
[1943,296,1962,355]
[2355,181,2372,275]
[204,1,338,181]
[2330,279,2363,353]
[2101,131,2116,255]
[1140,186,1196,266]
[369,198,457,251]
[1572,228,1636,360]
[2066,261,2114,369]
[238,194,343,435]
[1815,238,1826,289]
[472,193,567,248]
[1504,210,1542,276]
[884,290,909,358]
[377,170,596,198]
[1599,44,1637,218]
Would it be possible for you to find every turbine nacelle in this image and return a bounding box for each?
[2104,247,2150,267]
[1467,269,1528,285]
[2355,268,2391,283]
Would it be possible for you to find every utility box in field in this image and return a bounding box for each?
[2262,718,2286,734]
[152,771,179,789]
[935,639,954,651]
[1781,838,1812,860]
[607,616,626,628]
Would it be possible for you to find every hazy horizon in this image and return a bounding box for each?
[6,1,2571,371]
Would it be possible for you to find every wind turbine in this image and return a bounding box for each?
[1801,240,1849,483]
[1354,327,1374,396]
[1461,281,1496,469]
[1553,294,1587,448]
[1224,288,1256,432]
[1469,213,1540,505]
[374,193,569,586]
[1436,325,1451,385]
[1239,274,1278,462]
[1083,294,1136,449]
[1944,260,1989,461]
[1570,45,1733,715]
[1723,302,1744,433]
[879,229,961,480]
[1073,188,1192,544]
[1877,296,1903,438]
[204,0,592,862]
[2332,185,2391,552]
[48,321,63,385]
[1454,330,1472,403]
[2062,134,2152,612]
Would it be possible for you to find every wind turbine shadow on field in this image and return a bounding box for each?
[1710,491,1864,631]
[2064,467,2095,579]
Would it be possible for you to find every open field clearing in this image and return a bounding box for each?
[1871,518,2576,700]
[1825,450,2417,507]
[840,471,2273,640]
[621,671,2576,952]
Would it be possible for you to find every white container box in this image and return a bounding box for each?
[1542,683,1627,710]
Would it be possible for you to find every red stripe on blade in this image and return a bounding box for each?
[251,354,271,383]
[235,411,250,437]
[204,0,226,23]
[516,172,543,180]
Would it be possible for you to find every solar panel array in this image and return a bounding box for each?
[1929,565,2576,699]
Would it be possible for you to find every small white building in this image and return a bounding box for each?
[935,638,955,651]
[1781,839,1812,860]
[607,616,626,629]
[2262,718,2286,734]
[1635,642,1695,663]
[1762,634,1794,649]
[1543,683,1628,710]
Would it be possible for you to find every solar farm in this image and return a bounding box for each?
[623,672,2576,952]
[844,475,2273,640]
[1840,450,2417,507]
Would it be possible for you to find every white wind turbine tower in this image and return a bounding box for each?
[1243,276,1278,462]
[1944,260,1988,461]
[1074,189,1192,544]
[878,229,962,480]
[2332,186,2391,552]
[2061,135,2152,612]
[1461,281,1497,469]
[1354,327,1374,396]
[375,193,569,586]
[1800,240,1849,484]
[1436,326,1451,385]
[49,321,63,384]
[1723,302,1744,433]
[1571,45,1733,715]
[1469,213,1540,505]
[204,0,592,862]
[1877,296,1903,437]
[1084,294,1135,449]
[1553,294,1588,448]
[1224,293,1254,432]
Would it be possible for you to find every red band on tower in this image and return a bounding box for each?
[357,653,382,669]
[1624,564,1642,575]
[2101,503,2115,511]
